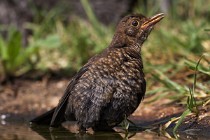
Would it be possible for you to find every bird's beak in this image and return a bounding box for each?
[141,13,164,30]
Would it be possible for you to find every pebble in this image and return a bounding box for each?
[1,114,6,120]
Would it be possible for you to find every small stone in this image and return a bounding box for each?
[1,114,6,120]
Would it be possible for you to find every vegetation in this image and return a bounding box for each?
[0,0,209,136]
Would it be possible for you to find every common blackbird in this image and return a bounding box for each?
[31,13,164,131]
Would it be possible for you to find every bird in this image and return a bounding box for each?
[30,13,164,132]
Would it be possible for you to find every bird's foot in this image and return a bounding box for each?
[78,126,95,134]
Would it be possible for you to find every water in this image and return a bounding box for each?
[0,122,168,140]
[1,118,210,140]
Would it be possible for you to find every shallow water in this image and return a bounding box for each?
[1,119,210,140]
[0,122,169,140]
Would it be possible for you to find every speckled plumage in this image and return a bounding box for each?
[31,13,164,131]
[65,46,145,129]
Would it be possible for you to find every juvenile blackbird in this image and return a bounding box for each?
[31,13,164,131]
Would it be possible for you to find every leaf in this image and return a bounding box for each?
[0,36,8,60]
[7,30,22,70]
[31,34,61,48]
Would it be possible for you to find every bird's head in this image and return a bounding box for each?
[110,13,164,49]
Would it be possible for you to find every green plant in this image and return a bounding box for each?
[185,55,210,76]
[0,28,38,80]
[156,20,207,56]
[48,0,113,70]
[172,54,209,136]
[29,1,69,39]
[149,69,189,102]
[28,33,62,71]
[80,0,112,53]
[0,27,63,81]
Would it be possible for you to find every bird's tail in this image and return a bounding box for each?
[30,107,56,125]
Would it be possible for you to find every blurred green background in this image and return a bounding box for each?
[0,0,209,106]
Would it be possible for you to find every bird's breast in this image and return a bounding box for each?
[90,49,145,97]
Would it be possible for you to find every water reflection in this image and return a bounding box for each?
[0,122,168,140]
[0,123,44,140]
[31,124,124,140]
[1,114,210,140]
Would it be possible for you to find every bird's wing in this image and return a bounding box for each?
[71,73,116,128]
[50,65,89,127]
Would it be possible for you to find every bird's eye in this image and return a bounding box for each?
[132,20,139,26]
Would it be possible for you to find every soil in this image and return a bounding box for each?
[0,78,210,139]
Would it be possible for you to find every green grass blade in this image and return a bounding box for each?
[185,59,210,76]
[0,36,8,60]
[193,54,204,93]
[173,109,191,134]
[153,69,187,93]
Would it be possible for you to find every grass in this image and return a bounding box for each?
[157,54,209,139]
[173,54,206,134]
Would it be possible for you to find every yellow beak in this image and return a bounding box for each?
[141,13,164,30]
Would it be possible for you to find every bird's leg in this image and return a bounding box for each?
[126,118,144,131]
[78,124,86,133]
[86,128,95,134]
[121,115,138,139]
[122,115,145,132]
[122,114,130,133]
[78,124,95,134]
